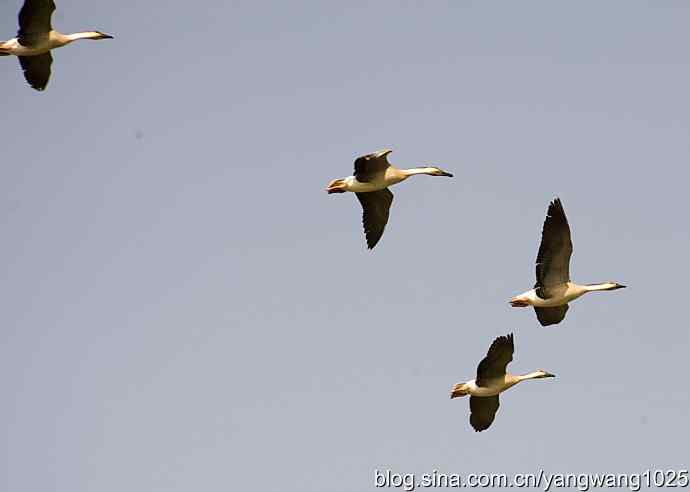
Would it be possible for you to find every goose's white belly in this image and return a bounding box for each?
[344,176,387,193]
[522,283,587,307]
[466,379,516,397]
[1,37,52,56]
[0,33,68,56]
[344,171,410,192]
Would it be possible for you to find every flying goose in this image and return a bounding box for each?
[0,0,113,91]
[326,149,453,249]
[510,198,626,326]
[450,333,555,432]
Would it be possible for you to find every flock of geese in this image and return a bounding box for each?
[328,151,625,431]
[3,0,626,432]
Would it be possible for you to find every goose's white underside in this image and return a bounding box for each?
[341,173,408,193]
[462,379,513,397]
[513,281,622,307]
[0,34,64,56]
[514,282,588,307]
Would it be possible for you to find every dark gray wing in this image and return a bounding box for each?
[18,0,55,46]
[469,395,500,432]
[535,198,572,299]
[18,52,52,91]
[476,333,514,387]
[353,152,391,183]
[534,305,569,327]
[355,188,393,250]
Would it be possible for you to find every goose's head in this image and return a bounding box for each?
[534,369,556,379]
[606,282,626,290]
[326,178,348,194]
[427,166,453,177]
[589,282,627,291]
[87,31,114,40]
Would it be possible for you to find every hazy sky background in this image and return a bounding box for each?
[2,1,689,490]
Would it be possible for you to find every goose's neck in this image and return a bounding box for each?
[517,371,545,382]
[584,282,620,292]
[65,31,104,42]
[401,167,437,177]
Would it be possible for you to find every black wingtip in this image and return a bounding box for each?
[544,197,569,225]
[538,318,561,327]
[496,333,514,344]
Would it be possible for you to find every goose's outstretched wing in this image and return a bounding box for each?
[469,395,500,432]
[476,333,514,387]
[353,150,391,183]
[535,198,572,299]
[18,52,52,90]
[18,0,55,46]
[355,189,393,249]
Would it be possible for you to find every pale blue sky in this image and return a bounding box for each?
[1,1,689,491]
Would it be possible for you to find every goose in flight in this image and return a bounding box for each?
[0,0,113,91]
[326,149,453,249]
[450,333,555,432]
[510,198,626,326]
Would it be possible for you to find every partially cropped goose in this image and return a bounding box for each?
[0,0,113,91]
[510,198,626,326]
[450,333,555,432]
[326,149,453,249]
